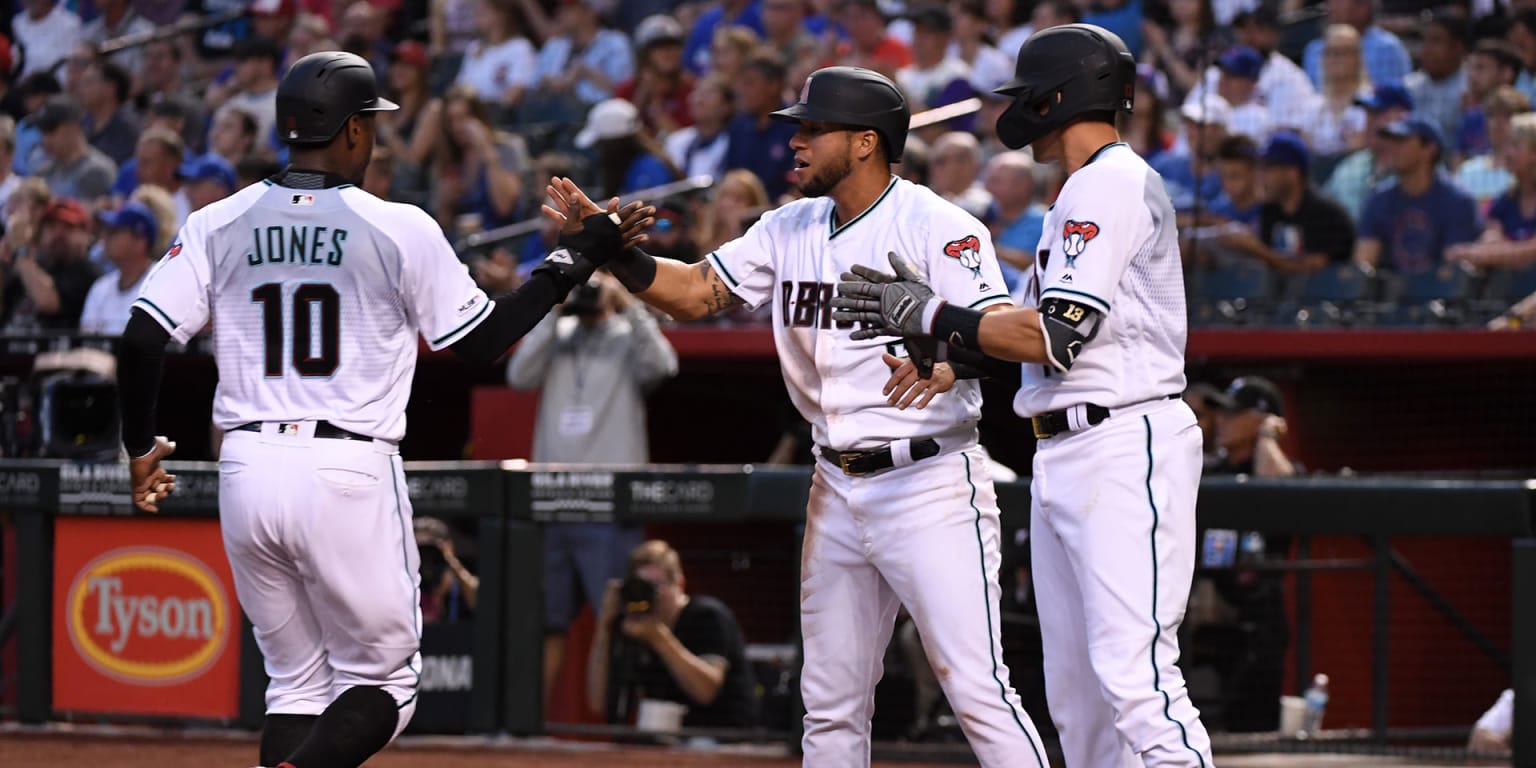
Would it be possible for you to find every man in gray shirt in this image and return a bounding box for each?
[506,273,678,707]
[34,95,116,202]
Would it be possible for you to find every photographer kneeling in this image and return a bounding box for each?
[588,540,759,730]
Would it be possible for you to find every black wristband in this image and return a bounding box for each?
[556,213,624,266]
[931,303,984,351]
[609,247,658,293]
[530,248,599,297]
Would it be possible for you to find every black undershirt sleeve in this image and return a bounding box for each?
[117,308,172,458]
[448,268,566,365]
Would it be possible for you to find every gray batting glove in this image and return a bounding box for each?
[832,251,940,341]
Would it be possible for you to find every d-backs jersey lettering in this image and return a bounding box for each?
[1014,142,1188,418]
[707,176,1012,451]
[133,180,492,442]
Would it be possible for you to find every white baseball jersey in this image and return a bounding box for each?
[707,176,1012,451]
[133,180,492,442]
[1014,142,1188,418]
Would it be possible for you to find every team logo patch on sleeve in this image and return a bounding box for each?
[943,235,983,276]
[1061,220,1099,266]
[164,241,182,259]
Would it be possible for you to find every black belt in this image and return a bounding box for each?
[233,421,374,442]
[819,437,941,477]
[1031,394,1180,440]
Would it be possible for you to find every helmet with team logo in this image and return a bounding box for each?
[276,51,399,146]
[993,24,1135,150]
[770,66,911,162]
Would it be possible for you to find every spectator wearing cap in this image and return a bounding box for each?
[896,5,972,117]
[1454,86,1530,213]
[1457,40,1522,161]
[1203,45,1273,143]
[982,150,1044,286]
[179,154,238,216]
[1301,0,1410,90]
[534,0,635,111]
[1229,2,1316,133]
[1324,82,1413,221]
[35,95,117,203]
[723,52,797,201]
[928,131,990,219]
[683,0,765,74]
[1403,10,1467,160]
[78,200,159,335]
[948,0,1012,95]
[0,198,100,332]
[209,37,283,151]
[664,74,733,181]
[615,15,695,137]
[1448,113,1536,270]
[250,0,300,51]
[1211,376,1295,476]
[576,98,680,198]
[452,0,538,109]
[829,0,913,79]
[762,0,818,88]
[1247,132,1356,273]
[1152,96,1228,216]
[1355,116,1479,273]
[1305,24,1370,160]
[80,0,154,74]
[78,57,139,166]
[12,0,81,78]
[12,72,62,177]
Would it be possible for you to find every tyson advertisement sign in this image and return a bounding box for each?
[52,518,240,718]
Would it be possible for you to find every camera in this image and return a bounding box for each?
[562,280,603,317]
[619,574,657,616]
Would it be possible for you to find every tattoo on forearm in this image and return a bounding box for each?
[700,262,744,314]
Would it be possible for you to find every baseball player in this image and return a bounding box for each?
[115,52,648,768]
[543,66,1047,768]
[834,25,1216,767]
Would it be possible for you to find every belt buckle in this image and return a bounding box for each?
[1031,417,1051,440]
[838,452,868,477]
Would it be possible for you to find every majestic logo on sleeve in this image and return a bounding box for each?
[1061,220,1099,267]
[944,235,983,276]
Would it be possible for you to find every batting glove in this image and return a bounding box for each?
[832,251,942,341]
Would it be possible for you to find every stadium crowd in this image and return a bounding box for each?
[1,0,1535,334]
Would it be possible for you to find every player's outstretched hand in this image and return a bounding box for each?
[543,177,656,250]
[128,436,177,513]
[832,251,937,340]
[882,353,955,410]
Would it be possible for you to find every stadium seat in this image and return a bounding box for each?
[1382,263,1475,326]
[1271,263,1377,327]
[1190,262,1274,326]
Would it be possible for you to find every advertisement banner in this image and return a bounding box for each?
[52,517,240,719]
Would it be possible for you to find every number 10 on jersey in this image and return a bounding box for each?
[251,282,340,377]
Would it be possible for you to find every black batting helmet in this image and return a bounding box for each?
[770,66,910,162]
[276,51,398,146]
[993,24,1135,150]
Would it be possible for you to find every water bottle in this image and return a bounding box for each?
[1302,673,1330,735]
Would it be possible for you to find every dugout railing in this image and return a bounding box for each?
[1,462,1532,765]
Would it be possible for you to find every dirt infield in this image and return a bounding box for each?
[0,728,1511,767]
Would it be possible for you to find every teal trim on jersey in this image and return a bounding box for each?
[428,297,492,347]
[964,453,1046,768]
[261,179,273,186]
[390,454,421,709]
[1084,141,1128,167]
[828,176,898,240]
[1143,416,1205,767]
[1040,286,1112,313]
[706,250,740,288]
[135,298,177,330]
[966,293,1011,309]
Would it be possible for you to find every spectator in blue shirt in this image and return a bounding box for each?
[1447,113,1536,270]
[1325,83,1413,222]
[1355,116,1478,273]
[981,150,1043,292]
[723,52,797,201]
[1153,97,1228,218]
[575,98,680,198]
[1209,134,1263,230]
[1081,0,1141,59]
[1456,39,1521,161]
[684,0,765,74]
[1302,0,1410,88]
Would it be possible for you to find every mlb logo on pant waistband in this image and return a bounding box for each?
[278,423,300,435]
